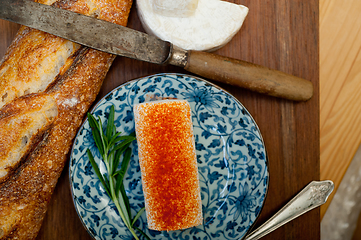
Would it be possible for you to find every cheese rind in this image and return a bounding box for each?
[152,0,198,17]
[133,99,202,231]
[137,0,249,51]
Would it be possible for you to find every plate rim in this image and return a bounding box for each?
[69,73,270,240]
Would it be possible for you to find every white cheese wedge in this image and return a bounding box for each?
[137,0,249,51]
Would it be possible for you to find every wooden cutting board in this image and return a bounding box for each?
[0,0,320,239]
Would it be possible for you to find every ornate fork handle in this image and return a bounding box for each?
[245,180,334,240]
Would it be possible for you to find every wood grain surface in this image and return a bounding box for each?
[0,0,320,239]
[320,0,361,218]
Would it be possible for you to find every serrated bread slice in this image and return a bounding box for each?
[0,28,81,109]
[0,94,58,183]
[134,99,203,231]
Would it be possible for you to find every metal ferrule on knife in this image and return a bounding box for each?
[167,45,188,68]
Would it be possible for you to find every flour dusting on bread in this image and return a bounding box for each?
[0,94,58,183]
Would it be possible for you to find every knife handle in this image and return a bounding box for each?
[182,50,313,101]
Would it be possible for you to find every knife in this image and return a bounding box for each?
[0,0,313,101]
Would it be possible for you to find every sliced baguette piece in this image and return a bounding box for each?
[134,99,203,231]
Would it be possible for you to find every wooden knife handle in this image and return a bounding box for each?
[184,50,313,101]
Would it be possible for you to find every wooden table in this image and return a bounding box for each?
[320,0,361,218]
[0,0,320,239]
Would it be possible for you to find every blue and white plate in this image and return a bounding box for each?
[69,73,269,240]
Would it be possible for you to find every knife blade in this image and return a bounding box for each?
[0,0,313,101]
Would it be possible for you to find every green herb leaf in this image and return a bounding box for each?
[105,105,115,140]
[103,173,110,191]
[134,226,152,240]
[115,148,132,193]
[110,137,136,156]
[86,149,110,197]
[120,184,132,221]
[112,144,129,177]
[109,135,135,147]
[108,132,123,146]
[86,110,150,240]
[96,116,108,155]
[116,182,131,225]
[87,113,104,156]
[132,207,145,226]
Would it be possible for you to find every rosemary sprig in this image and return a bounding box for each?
[86,105,150,240]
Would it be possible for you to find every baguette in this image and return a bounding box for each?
[0,0,132,238]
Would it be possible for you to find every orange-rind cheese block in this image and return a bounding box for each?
[133,99,202,231]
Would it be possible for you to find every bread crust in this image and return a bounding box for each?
[0,94,58,184]
[0,0,132,238]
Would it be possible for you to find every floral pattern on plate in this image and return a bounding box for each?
[69,73,269,240]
